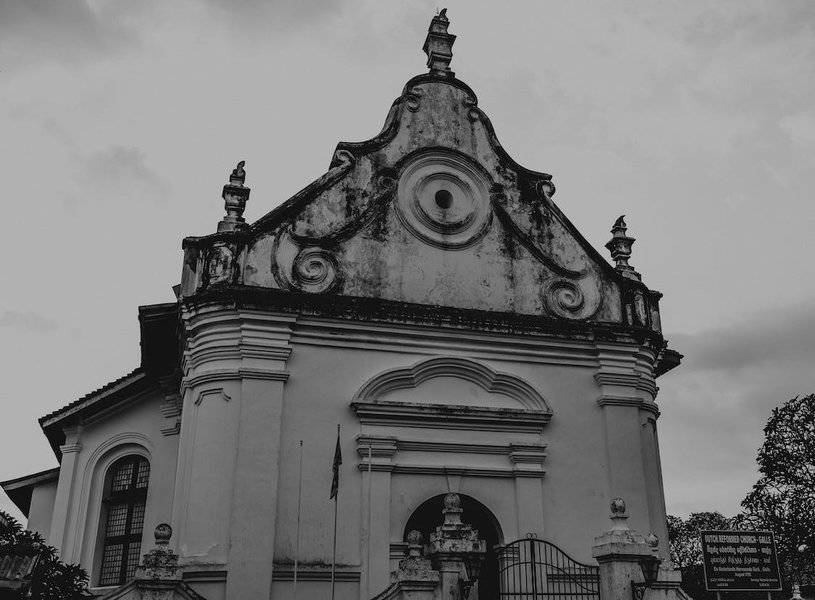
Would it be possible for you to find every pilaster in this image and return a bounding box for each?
[171,305,295,598]
[49,425,83,558]
[595,344,660,537]
[357,436,398,599]
[509,444,547,538]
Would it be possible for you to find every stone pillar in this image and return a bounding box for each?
[357,436,397,600]
[427,493,486,600]
[49,425,82,559]
[591,499,657,600]
[386,531,439,600]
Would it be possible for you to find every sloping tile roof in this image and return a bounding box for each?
[38,368,146,429]
[1,467,59,517]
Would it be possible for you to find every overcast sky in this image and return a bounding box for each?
[1,0,813,523]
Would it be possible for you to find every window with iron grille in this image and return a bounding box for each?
[99,456,150,586]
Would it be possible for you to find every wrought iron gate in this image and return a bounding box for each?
[495,535,600,600]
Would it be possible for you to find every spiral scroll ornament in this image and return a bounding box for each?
[291,247,341,293]
[543,279,585,318]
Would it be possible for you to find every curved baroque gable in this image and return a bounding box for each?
[354,356,551,414]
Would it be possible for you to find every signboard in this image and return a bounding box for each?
[700,530,782,591]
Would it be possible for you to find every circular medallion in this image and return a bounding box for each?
[395,151,492,249]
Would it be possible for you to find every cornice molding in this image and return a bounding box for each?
[355,436,547,458]
[181,367,289,393]
[351,400,550,433]
[354,463,546,479]
[59,442,83,455]
[596,396,660,417]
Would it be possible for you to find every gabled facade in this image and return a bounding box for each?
[3,12,680,600]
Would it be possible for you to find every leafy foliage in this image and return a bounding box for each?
[667,512,733,600]
[667,511,732,568]
[740,394,815,586]
[0,510,91,599]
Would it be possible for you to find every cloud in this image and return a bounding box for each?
[659,302,815,516]
[669,302,815,374]
[72,145,171,206]
[0,0,138,72]
[0,310,59,333]
[201,0,343,35]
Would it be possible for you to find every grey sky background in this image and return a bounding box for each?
[1,0,813,522]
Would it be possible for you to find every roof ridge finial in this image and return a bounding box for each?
[423,9,456,77]
[217,160,250,233]
[605,215,641,280]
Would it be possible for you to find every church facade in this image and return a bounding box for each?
[3,13,681,600]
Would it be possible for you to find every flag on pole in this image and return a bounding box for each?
[330,425,342,499]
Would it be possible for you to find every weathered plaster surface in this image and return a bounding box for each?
[182,72,662,333]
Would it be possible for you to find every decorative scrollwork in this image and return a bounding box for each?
[536,179,556,199]
[543,279,585,318]
[405,89,422,112]
[292,247,341,293]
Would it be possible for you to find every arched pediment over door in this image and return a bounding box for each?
[351,356,552,432]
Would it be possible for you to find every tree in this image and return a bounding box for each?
[740,394,815,590]
[0,511,91,599]
[667,512,733,599]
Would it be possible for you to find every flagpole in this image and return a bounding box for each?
[331,424,340,600]
[366,443,373,600]
[293,440,303,600]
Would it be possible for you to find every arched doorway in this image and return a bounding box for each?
[404,494,503,600]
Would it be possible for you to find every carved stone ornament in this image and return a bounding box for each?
[136,524,180,580]
[543,279,585,318]
[207,244,234,284]
[395,151,492,249]
[291,246,341,293]
[272,230,343,294]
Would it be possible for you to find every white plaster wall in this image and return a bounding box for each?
[48,387,179,587]
[268,323,664,598]
[27,480,57,539]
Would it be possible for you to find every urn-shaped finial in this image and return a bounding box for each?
[609,497,630,532]
[406,530,424,558]
[154,523,172,546]
[218,160,250,233]
[605,215,641,280]
[423,9,456,76]
[442,492,464,526]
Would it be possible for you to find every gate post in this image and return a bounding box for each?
[427,493,487,600]
[592,498,657,600]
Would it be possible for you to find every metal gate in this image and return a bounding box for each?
[495,535,600,600]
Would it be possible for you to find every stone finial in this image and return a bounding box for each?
[154,523,172,545]
[137,523,179,580]
[442,492,464,526]
[406,530,424,558]
[609,497,630,532]
[423,9,456,76]
[604,215,641,281]
[218,160,251,233]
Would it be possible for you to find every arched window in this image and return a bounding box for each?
[98,455,150,586]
